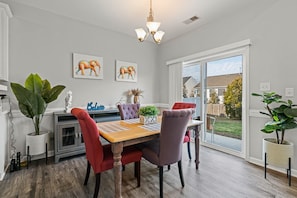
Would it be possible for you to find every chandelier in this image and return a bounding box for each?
[135,0,165,44]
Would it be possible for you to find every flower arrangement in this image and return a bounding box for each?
[128,88,143,104]
[128,88,143,97]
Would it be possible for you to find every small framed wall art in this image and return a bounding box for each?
[73,53,103,79]
[115,60,137,82]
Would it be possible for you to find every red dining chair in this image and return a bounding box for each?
[172,102,196,160]
[141,109,192,198]
[117,103,140,120]
[71,108,142,198]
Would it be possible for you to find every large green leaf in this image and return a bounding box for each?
[25,73,43,94]
[11,82,46,119]
[43,85,65,104]
[284,108,297,117]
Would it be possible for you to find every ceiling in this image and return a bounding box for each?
[13,0,265,43]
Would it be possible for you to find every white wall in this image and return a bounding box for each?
[6,0,160,108]
[158,0,297,170]
[2,0,161,160]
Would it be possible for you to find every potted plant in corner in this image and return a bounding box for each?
[252,92,297,171]
[139,105,159,125]
[10,73,65,156]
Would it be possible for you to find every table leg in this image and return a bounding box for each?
[194,125,201,169]
[111,142,124,198]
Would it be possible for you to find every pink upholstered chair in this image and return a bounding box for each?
[71,108,142,198]
[141,109,192,198]
[172,102,196,160]
[117,103,140,120]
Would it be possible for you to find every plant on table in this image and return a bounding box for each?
[139,105,159,116]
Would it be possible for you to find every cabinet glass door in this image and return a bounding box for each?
[62,126,76,146]
[58,124,78,151]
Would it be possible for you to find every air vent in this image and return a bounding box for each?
[183,15,199,25]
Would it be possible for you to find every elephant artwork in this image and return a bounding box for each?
[76,60,101,76]
[118,66,136,80]
[116,60,137,82]
[73,53,104,79]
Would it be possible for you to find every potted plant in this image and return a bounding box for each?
[10,73,65,155]
[139,105,159,125]
[252,92,297,168]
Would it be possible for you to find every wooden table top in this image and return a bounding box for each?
[97,118,203,143]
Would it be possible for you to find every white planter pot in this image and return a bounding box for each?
[26,131,49,156]
[263,138,294,168]
[139,115,157,125]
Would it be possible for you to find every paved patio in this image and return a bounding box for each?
[204,132,242,151]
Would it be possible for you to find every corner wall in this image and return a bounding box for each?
[158,0,297,171]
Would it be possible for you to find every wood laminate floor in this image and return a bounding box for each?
[1,145,297,198]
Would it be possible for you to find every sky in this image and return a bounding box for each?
[183,55,243,82]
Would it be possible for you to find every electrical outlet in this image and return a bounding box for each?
[260,82,270,91]
[285,88,294,97]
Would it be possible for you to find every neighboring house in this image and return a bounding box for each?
[183,73,242,117]
[183,76,198,98]
[194,73,242,104]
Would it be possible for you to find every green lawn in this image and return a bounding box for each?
[213,117,242,139]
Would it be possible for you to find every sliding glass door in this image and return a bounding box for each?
[203,55,243,154]
[183,50,247,157]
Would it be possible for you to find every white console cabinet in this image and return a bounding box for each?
[0,3,12,81]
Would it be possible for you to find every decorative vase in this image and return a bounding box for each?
[139,115,157,125]
[26,131,49,156]
[134,96,140,104]
[263,138,294,168]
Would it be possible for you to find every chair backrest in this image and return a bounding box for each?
[71,108,103,173]
[159,109,192,165]
[172,102,196,110]
[117,103,140,120]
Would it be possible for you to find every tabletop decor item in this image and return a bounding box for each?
[87,102,105,111]
[139,105,159,125]
[252,91,297,185]
[64,90,72,113]
[10,73,65,156]
[129,88,143,104]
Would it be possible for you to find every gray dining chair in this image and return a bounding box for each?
[117,103,140,171]
[117,103,140,120]
[141,109,192,198]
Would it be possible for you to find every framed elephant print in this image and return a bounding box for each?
[73,53,103,79]
[115,60,137,82]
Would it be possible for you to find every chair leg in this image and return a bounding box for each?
[159,166,164,198]
[187,142,192,160]
[167,165,170,170]
[134,161,141,187]
[84,161,91,185]
[178,160,185,187]
[94,173,101,198]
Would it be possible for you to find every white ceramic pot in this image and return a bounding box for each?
[263,138,294,168]
[26,131,49,156]
[139,115,157,125]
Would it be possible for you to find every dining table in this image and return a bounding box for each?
[97,117,203,198]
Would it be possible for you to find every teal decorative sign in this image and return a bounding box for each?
[87,102,104,111]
